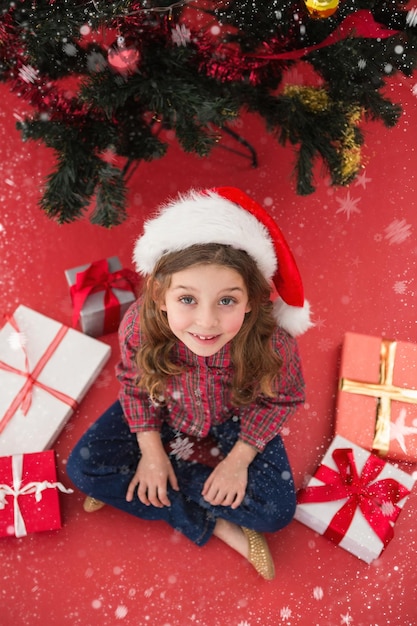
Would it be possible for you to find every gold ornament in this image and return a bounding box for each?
[304,0,339,19]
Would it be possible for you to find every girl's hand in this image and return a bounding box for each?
[202,458,248,509]
[201,440,257,510]
[126,431,179,507]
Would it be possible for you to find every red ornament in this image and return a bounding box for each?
[107,36,140,75]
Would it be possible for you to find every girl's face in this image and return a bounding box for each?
[159,263,251,357]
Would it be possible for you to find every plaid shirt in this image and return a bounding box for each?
[116,302,305,452]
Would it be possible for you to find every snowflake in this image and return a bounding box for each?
[314,316,326,330]
[380,500,396,517]
[384,219,412,244]
[318,337,332,352]
[390,408,417,454]
[393,281,408,295]
[335,191,361,220]
[18,64,38,83]
[340,612,353,625]
[87,50,107,73]
[115,605,128,619]
[237,621,251,626]
[63,42,77,56]
[406,7,417,26]
[172,24,192,46]
[354,169,371,189]
[412,83,417,97]
[8,330,27,351]
[169,436,194,460]
[313,586,324,600]
[280,606,292,620]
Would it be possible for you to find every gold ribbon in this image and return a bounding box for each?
[340,339,417,455]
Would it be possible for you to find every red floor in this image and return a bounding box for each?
[1,72,417,626]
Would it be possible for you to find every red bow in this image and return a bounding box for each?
[247,10,400,62]
[297,447,411,547]
[0,315,78,433]
[70,259,137,333]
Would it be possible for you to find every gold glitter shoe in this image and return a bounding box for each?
[241,527,275,580]
[83,497,106,513]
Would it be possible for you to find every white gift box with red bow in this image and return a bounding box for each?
[294,435,415,563]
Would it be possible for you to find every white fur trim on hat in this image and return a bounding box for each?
[273,298,314,336]
[134,189,277,280]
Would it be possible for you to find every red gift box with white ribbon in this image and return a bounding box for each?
[294,435,415,563]
[0,450,73,538]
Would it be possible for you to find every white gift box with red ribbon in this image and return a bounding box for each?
[0,305,111,455]
[294,435,415,563]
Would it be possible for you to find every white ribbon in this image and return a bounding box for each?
[0,454,73,538]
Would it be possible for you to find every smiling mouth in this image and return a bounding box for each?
[191,333,219,341]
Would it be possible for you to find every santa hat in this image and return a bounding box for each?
[133,187,312,336]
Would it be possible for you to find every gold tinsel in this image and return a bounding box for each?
[339,106,363,184]
[283,85,330,111]
[283,85,363,184]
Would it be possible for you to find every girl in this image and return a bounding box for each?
[67,187,312,580]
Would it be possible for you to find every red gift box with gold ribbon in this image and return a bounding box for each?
[65,257,139,337]
[335,332,417,462]
[0,450,73,538]
[294,435,415,563]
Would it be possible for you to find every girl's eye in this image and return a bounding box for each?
[179,296,195,305]
[219,297,235,306]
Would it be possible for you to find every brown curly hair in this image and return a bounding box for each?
[136,244,282,405]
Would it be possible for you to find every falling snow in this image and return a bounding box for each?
[384,219,412,244]
[7,330,27,350]
[335,191,361,219]
[2,13,417,624]
[172,24,192,46]
[406,7,417,26]
[354,170,371,189]
[115,605,128,619]
[393,281,408,294]
[390,408,417,454]
[280,606,292,620]
[169,436,195,460]
[18,65,38,83]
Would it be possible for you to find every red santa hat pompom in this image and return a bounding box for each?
[133,186,313,336]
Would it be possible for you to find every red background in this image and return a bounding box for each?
[1,69,417,625]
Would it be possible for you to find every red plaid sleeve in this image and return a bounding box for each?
[115,301,163,433]
[238,329,305,452]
